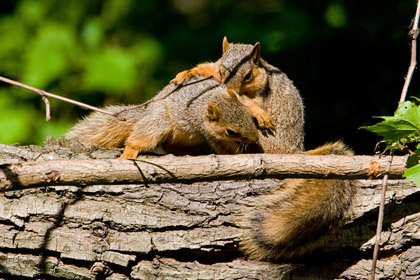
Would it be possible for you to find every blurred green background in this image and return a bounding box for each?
[0,0,418,154]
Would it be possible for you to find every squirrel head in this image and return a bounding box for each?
[219,37,268,97]
[204,88,259,150]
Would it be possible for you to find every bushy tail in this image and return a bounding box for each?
[240,141,357,261]
[65,105,141,148]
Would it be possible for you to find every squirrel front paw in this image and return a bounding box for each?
[120,146,139,159]
[253,109,274,130]
[171,70,195,85]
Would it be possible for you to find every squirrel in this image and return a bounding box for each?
[65,77,259,159]
[241,141,357,261]
[171,38,357,260]
[172,36,304,154]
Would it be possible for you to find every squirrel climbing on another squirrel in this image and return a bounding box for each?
[172,38,357,260]
[66,77,259,159]
[172,36,304,154]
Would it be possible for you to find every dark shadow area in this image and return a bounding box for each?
[158,244,243,265]
[0,166,21,193]
[37,187,87,273]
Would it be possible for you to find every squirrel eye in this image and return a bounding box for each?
[243,70,252,82]
[225,129,240,137]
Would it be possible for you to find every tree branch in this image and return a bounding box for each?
[0,75,116,119]
[0,153,407,191]
[371,2,420,278]
[399,0,420,102]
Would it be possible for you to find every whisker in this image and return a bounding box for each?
[235,143,242,154]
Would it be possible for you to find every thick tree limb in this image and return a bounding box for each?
[0,152,407,191]
[0,144,419,279]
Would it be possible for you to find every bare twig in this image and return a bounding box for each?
[113,92,170,116]
[0,76,115,119]
[400,1,420,102]
[40,93,51,121]
[113,77,213,117]
[370,151,394,280]
[371,1,420,278]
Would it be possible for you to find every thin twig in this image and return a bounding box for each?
[0,76,115,118]
[400,1,420,102]
[40,94,51,121]
[113,77,213,117]
[113,91,172,116]
[370,152,394,280]
[371,1,420,278]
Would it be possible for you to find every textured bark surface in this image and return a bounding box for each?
[0,140,419,279]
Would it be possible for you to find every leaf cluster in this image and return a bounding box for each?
[361,100,420,185]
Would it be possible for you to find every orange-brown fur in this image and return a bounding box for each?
[171,39,357,261]
[241,141,357,261]
[172,38,274,131]
[66,78,259,159]
[172,37,304,153]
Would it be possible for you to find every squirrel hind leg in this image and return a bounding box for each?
[121,117,172,159]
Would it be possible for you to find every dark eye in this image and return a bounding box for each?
[225,129,240,137]
[243,70,252,82]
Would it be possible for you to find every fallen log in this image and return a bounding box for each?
[0,142,418,280]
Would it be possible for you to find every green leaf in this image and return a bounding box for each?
[394,100,420,128]
[403,163,420,186]
[360,117,418,143]
[360,101,420,143]
[406,150,420,168]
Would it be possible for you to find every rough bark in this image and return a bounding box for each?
[0,141,419,279]
[0,143,406,191]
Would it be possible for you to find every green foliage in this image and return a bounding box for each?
[0,0,417,153]
[361,101,420,146]
[0,0,164,145]
[361,100,420,185]
[24,23,76,88]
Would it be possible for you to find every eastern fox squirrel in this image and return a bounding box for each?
[242,141,357,260]
[66,78,259,158]
[172,38,357,260]
[172,37,304,154]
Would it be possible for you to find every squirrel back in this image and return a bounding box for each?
[240,141,357,260]
[66,78,259,158]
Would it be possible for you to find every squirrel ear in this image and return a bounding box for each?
[222,36,229,53]
[250,42,261,65]
[206,103,222,122]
